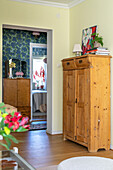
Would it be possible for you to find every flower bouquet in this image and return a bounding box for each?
[15,71,24,78]
[33,66,45,89]
[0,103,29,150]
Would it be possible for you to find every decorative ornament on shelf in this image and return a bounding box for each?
[0,103,29,150]
[73,44,82,56]
[9,60,16,78]
[9,62,16,69]
[15,71,24,78]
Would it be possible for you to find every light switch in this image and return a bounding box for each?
[57,63,61,68]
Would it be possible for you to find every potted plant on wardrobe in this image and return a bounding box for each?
[91,32,104,48]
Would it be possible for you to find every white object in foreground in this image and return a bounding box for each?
[57,156,113,170]
[13,147,18,153]
[0,135,3,140]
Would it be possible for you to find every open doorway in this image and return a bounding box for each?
[30,43,47,129]
[2,25,53,132]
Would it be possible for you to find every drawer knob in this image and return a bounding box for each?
[79,60,82,63]
[67,62,70,65]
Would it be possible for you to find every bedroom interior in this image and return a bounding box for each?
[0,0,113,169]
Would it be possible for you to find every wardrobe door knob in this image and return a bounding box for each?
[67,62,70,65]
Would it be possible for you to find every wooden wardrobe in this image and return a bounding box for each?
[3,78,31,118]
[62,54,111,152]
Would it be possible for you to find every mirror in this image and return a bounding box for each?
[5,59,27,78]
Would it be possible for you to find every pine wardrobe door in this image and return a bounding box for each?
[76,69,89,144]
[63,70,75,139]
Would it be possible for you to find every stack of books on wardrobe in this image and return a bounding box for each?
[86,47,110,55]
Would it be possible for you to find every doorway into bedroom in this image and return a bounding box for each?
[30,43,47,130]
[2,24,53,132]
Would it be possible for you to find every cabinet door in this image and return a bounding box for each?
[3,79,17,107]
[63,70,75,139]
[76,69,89,144]
[17,79,30,106]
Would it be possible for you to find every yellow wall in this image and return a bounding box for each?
[69,0,113,55]
[0,0,69,132]
[69,0,113,146]
[1,0,113,142]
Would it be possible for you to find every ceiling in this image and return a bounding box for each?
[10,0,85,8]
[35,0,78,4]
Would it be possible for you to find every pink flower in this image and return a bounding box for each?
[14,112,22,120]
[33,75,36,79]
[4,114,12,124]
[8,122,13,128]
[12,116,18,122]
[14,112,20,117]
[13,122,19,131]
[19,117,29,126]
[16,72,19,76]
[20,72,24,76]
[23,125,30,129]
[35,70,38,76]
[4,112,29,132]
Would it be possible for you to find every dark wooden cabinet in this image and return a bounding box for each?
[3,78,31,118]
[62,54,111,152]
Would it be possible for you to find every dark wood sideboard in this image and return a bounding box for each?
[3,78,31,118]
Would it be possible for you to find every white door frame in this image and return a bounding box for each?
[46,30,53,134]
[30,30,53,134]
[30,43,47,121]
[2,25,53,134]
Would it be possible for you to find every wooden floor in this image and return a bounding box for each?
[1,130,113,169]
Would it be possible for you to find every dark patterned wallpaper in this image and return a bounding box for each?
[2,28,47,78]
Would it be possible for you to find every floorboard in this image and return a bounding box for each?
[0,130,113,169]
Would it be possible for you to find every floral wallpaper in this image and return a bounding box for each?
[2,28,47,78]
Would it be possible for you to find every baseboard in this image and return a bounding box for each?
[46,129,63,135]
[52,131,63,135]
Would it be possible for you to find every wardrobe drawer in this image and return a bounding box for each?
[76,57,90,68]
[62,59,76,70]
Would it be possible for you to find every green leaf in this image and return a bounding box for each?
[0,118,5,128]
[15,126,28,132]
[0,130,4,134]
[0,142,9,150]
[1,132,7,137]
[91,32,96,36]
[0,103,5,107]
[7,134,19,144]
[91,32,104,48]
[10,111,15,116]
[4,137,11,148]
[0,108,6,114]
[0,103,6,114]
